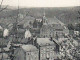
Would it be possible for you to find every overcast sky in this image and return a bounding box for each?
[0,0,80,7]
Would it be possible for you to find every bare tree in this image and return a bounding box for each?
[0,0,8,13]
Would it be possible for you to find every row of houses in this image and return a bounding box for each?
[14,37,61,60]
[0,35,78,60]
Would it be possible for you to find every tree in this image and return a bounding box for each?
[33,20,37,28]
[67,24,74,30]
[0,0,8,13]
[75,23,80,31]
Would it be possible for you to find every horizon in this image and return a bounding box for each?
[1,0,80,8]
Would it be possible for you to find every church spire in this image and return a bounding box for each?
[42,8,47,25]
[43,8,46,17]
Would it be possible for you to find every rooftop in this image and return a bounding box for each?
[37,38,54,46]
[21,44,38,52]
[0,38,10,47]
[47,16,65,26]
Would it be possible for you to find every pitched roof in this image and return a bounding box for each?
[18,38,28,44]
[47,16,65,26]
[41,24,53,31]
[12,38,29,44]
[0,53,8,59]
[0,38,10,47]
[0,26,3,30]
[17,29,25,33]
[37,38,54,46]
[41,23,64,31]
[47,18,59,24]
[53,24,64,30]
[21,44,38,52]
[18,16,35,25]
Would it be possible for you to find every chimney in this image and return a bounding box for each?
[34,36,37,46]
[56,32,58,40]
[50,37,53,41]
[33,36,40,49]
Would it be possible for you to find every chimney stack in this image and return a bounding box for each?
[33,36,37,46]
[50,37,53,41]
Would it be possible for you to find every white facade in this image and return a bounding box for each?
[40,45,55,60]
[25,29,31,38]
[3,28,9,37]
[22,45,39,60]
[14,45,39,60]
[37,38,59,60]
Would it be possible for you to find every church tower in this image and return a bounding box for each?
[42,9,47,25]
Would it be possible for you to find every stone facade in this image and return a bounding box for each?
[14,45,39,60]
[40,24,69,38]
[37,38,60,60]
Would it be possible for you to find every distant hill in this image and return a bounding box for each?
[0,6,80,25]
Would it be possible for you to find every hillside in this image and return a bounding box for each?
[0,6,80,25]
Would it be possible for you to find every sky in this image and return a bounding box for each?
[0,0,80,7]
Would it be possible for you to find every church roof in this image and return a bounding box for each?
[47,18,59,25]
[53,24,64,30]
[45,16,65,26]
[41,23,64,31]
[41,24,52,30]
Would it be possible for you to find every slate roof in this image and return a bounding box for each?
[53,24,64,30]
[41,24,53,31]
[47,16,65,26]
[41,23,64,32]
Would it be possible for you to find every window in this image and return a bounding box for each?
[41,53,43,58]
[46,52,50,58]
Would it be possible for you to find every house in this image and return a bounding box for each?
[53,24,69,37]
[22,16,35,28]
[69,30,74,36]
[3,28,9,38]
[74,30,79,36]
[0,28,3,38]
[10,23,26,39]
[36,18,42,23]
[25,29,32,39]
[17,28,25,38]
[14,44,39,60]
[0,53,9,60]
[0,25,3,30]
[0,38,10,47]
[36,38,60,60]
[40,15,69,38]
[33,18,43,28]
[40,24,69,38]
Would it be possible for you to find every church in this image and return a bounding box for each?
[40,11,69,38]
